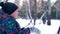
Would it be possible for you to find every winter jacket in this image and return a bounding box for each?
[0,10,30,34]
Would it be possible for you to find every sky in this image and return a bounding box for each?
[50,0,57,4]
[51,0,57,5]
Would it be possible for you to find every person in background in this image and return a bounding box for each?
[57,26,60,34]
[0,2,30,34]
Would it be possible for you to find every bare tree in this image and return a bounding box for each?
[3,0,8,2]
[33,0,37,25]
[5,0,8,2]
[14,0,20,10]
[26,0,32,19]
[47,0,51,25]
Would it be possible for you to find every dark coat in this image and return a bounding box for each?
[0,10,30,34]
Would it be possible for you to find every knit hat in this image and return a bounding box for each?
[0,2,18,15]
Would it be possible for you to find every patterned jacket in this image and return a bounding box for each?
[0,10,30,34]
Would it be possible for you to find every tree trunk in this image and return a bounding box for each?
[47,0,51,25]
[33,0,37,25]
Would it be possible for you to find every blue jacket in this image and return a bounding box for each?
[0,10,30,34]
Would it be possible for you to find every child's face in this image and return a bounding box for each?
[11,9,19,19]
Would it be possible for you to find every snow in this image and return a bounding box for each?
[16,19,60,34]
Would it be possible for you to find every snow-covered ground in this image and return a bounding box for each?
[16,19,60,34]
